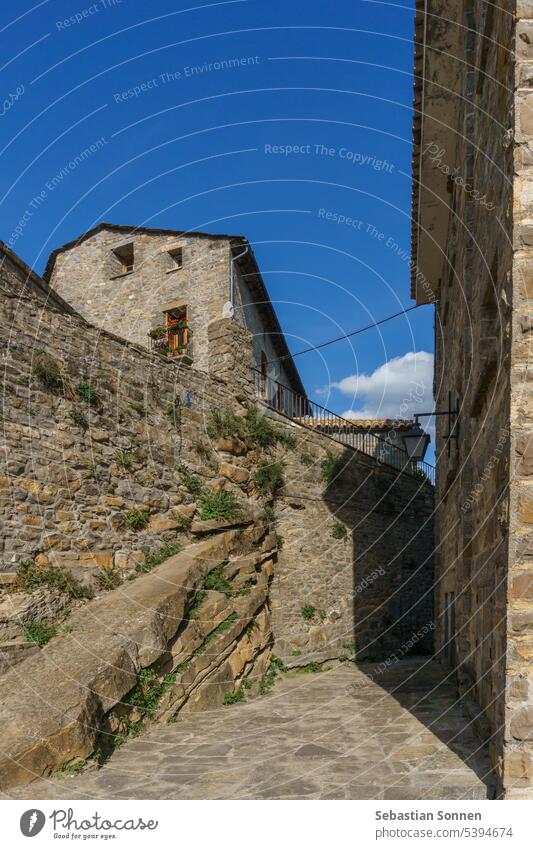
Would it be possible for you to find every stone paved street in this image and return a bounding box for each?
[8,659,493,800]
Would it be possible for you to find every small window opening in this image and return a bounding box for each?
[112,242,134,274]
[168,247,183,270]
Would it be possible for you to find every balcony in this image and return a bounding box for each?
[148,321,192,364]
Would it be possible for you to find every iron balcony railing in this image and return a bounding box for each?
[252,369,435,485]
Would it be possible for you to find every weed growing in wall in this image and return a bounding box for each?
[260,654,287,694]
[321,453,344,485]
[76,382,98,407]
[13,560,94,600]
[223,688,245,705]
[331,520,348,540]
[178,466,204,497]
[167,401,181,430]
[301,604,316,621]
[139,543,182,573]
[126,509,149,531]
[95,568,122,590]
[204,564,232,597]
[300,450,316,466]
[253,460,284,497]
[198,489,239,521]
[33,360,61,390]
[209,408,244,440]
[124,668,176,717]
[69,409,88,429]
[22,619,56,646]
[245,406,296,449]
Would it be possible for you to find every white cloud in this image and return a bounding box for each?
[330,351,434,429]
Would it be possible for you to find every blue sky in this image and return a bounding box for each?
[1,0,434,440]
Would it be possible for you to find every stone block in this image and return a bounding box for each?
[512,572,533,600]
[520,491,533,523]
[218,463,249,484]
[511,707,533,741]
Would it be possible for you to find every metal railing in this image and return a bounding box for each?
[252,369,435,485]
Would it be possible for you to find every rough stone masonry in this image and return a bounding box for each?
[0,238,434,788]
[411,0,533,798]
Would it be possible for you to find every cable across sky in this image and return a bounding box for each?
[266,303,424,364]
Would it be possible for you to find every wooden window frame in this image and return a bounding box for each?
[164,304,188,355]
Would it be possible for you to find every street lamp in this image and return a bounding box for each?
[401,423,431,462]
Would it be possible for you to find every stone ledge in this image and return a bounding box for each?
[0,530,243,790]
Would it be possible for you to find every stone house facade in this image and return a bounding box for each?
[43,223,305,406]
[412,0,533,797]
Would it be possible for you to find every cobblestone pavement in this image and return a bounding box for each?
[8,659,493,800]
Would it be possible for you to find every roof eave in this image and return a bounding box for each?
[411,0,463,305]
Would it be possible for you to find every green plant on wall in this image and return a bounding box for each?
[126,509,149,531]
[300,450,316,466]
[33,360,61,390]
[187,590,206,620]
[253,460,284,497]
[260,654,287,694]
[331,519,348,540]
[193,439,213,463]
[178,466,204,497]
[22,619,56,646]
[320,453,344,485]
[114,448,140,472]
[167,400,181,430]
[130,401,145,416]
[69,409,88,429]
[139,543,181,573]
[245,406,296,449]
[76,382,98,406]
[208,408,245,440]
[203,564,232,597]
[124,668,176,718]
[194,613,237,656]
[198,490,239,521]
[301,604,316,621]
[223,688,245,705]
[95,568,122,590]
[14,560,93,600]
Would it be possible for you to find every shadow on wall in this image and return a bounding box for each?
[321,447,436,663]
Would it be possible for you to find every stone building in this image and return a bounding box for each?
[411,0,533,797]
[43,222,305,405]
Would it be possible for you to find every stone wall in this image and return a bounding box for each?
[0,238,74,314]
[431,0,514,791]
[507,1,533,799]
[413,0,533,798]
[260,408,435,663]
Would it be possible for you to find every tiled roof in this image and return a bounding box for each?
[294,417,414,432]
